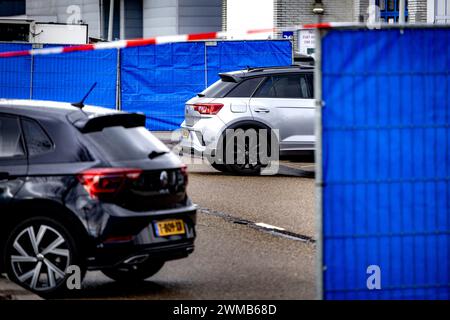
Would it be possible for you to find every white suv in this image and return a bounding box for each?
[180,65,315,175]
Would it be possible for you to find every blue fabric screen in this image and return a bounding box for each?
[32,45,117,109]
[0,43,32,99]
[121,40,292,130]
[322,28,450,300]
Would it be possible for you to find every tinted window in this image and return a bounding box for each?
[0,115,25,158]
[254,74,313,99]
[22,119,53,156]
[226,77,264,97]
[84,126,169,161]
[200,79,235,98]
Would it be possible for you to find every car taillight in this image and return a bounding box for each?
[180,165,188,186]
[77,168,143,199]
[193,103,224,115]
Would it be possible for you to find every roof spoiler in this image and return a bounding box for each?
[67,112,146,133]
[218,73,241,83]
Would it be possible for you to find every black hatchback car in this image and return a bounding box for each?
[0,100,196,296]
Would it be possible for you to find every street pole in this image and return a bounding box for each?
[120,0,125,39]
[399,0,405,24]
[313,0,324,301]
[108,0,114,41]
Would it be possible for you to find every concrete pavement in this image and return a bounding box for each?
[0,275,42,300]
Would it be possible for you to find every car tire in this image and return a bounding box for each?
[223,128,271,176]
[209,162,229,173]
[102,260,165,282]
[3,216,85,297]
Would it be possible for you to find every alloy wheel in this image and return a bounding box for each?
[9,224,71,292]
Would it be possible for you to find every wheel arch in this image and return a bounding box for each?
[0,199,90,273]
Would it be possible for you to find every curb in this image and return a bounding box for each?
[0,275,42,300]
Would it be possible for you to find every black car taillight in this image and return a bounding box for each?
[77,168,143,199]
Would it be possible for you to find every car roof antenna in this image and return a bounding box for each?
[71,82,97,109]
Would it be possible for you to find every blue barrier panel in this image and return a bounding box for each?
[121,40,292,130]
[32,46,117,109]
[206,40,292,86]
[121,42,206,131]
[0,43,32,99]
[322,28,450,300]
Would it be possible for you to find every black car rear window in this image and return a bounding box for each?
[83,126,169,161]
[22,119,53,156]
[0,115,25,159]
[199,79,236,98]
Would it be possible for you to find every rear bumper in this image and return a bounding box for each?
[180,118,225,156]
[85,204,197,270]
[87,240,195,270]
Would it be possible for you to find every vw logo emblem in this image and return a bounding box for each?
[160,171,169,188]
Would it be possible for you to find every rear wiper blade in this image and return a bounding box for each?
[197,93,205,97]
[148,151,168,159]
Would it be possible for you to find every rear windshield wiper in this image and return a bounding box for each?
[197,93,205,97]
[148,150,168,159]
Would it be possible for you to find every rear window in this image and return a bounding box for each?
[0,115,25,159]
[225,77,265,98]
[83,126,169,161]
[22,119,53,156]
[254,74,313,99]
[200,79,236,98]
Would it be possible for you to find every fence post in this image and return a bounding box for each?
[204,42,208,89]
[29,49,34,99]
[116,48,121,110]
[314,27,324,300]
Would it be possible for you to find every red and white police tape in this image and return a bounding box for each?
[0,22,352,59]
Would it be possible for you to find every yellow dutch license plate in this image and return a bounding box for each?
[154,219,186,237]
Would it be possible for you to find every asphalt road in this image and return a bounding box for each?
[73,158,317,300]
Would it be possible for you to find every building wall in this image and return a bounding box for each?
[26,0,101,38]
[222,0,227,31]
[143,0,177,37]
[354,0,371,22]
[227,0,273,39]
[274,0,355,28]
[143,0,221,37]
[409,0,427,23]
[124,0,143,38]
[273,0,354,50]
[0,0,26,16]
[178,0,221,34]
[427,0,450,23]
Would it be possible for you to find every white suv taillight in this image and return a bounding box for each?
[193,103,224,115]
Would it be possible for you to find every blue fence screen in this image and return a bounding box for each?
[121,40,292,130]
[33,45,117,109]
[0,43,32,99]
[322,28,450,300]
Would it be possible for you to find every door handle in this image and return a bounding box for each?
[254,107,270,113]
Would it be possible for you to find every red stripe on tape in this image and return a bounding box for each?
[0,50,31,58]
[187,32,218,41]
[62,44,95,53]
[126,38,157,47]
[302,23,332,29]
[247,28,275,34]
